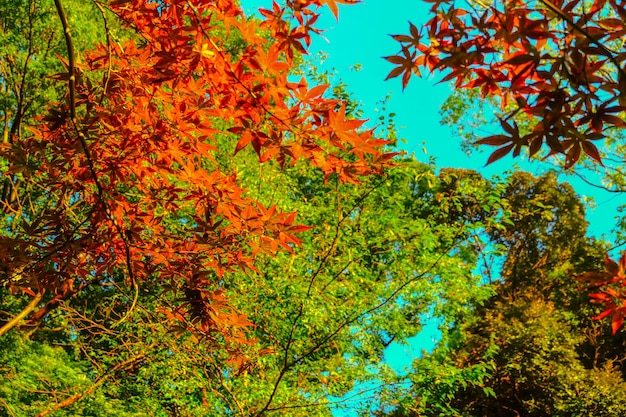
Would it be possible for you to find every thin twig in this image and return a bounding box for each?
[0,397,16,417]
[540,0,626,80]
[291,225,467,372]
[93,0,113,106]
[111,283,139,328]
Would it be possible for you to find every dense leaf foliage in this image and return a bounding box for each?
[380,172,626,417]
[0,0,397,350]
[387,0,626,333]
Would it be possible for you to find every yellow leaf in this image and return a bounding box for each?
[201,43,215,59]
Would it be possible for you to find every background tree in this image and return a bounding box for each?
[0,0,112,144]
[379,171,626,416]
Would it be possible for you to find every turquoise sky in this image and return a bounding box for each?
[239,1,624,414]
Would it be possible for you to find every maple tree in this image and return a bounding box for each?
[386,0,626,333]
[0,0,396,356]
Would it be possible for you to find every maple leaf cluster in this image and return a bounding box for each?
[386,0,626,167]
[579,253,626,335]
[0,0,393,351]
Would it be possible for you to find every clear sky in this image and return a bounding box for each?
[239,0,624,414]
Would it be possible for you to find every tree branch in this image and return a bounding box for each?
[53,0,76,120]
[254,177,387,416]
[54,0,136,295]
[0,292,43,338]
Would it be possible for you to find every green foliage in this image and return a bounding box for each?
[0,151,507,415]
[385,172,626,417]
[211,157,500,415]
[0,0,121,139]
[0,333,145,417]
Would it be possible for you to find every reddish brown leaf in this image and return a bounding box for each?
[613,309,624,335]
[485,143,515,165]
[605,254,620,275]
[581,140,604,164]
[475,135,511,146]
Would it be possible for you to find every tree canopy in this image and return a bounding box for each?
[2,0,626,415]
[379,171,626,417]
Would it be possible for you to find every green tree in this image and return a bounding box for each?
[382,171,626,417]
[0,0,124,143]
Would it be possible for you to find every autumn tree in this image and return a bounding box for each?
[0,0,398,353]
